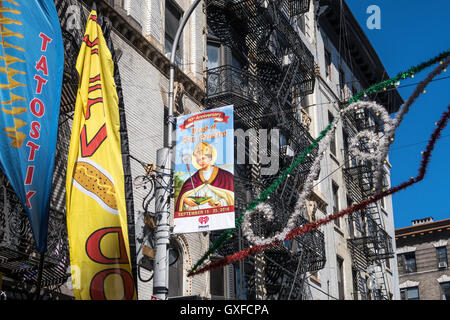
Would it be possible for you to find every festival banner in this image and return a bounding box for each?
[0,0,64,253]
[174,105,235,234]
[65,8,136,300]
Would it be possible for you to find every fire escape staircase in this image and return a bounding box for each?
[205,0,322,300]
[343,110,394,300]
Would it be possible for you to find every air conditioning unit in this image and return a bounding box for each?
[438,261,447,269]
[282,54,292,66]
[280,145,295,157]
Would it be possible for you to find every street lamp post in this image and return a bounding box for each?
[152,0,202,300]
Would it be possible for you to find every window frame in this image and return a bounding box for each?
[440,281,450,300]
[339,67,346,99]
[328,111,337,157]
[332,181,340,227]
[336,256,345,300]
[167,241,183,298]
[398,251,417,273]
[298,13,306,35]
[210,263,226,299]
[436,246,448,268]
[347,197,354,238]
[324,48,332,80]
[165,0,184,65]
[400,286,419,300]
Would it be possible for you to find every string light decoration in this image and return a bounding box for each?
[189,103,450,276]
[188,50,450,276]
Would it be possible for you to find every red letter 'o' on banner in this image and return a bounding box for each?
[90,268,134,300]
[85,227,129,264]
[30,98,45,118]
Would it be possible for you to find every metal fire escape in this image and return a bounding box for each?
[342,108,395,300]
[205,0,325,300]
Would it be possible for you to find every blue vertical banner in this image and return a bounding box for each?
[0,0,64,252]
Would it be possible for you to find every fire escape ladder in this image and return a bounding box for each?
[356,270,368,300]
[377,264,390,299]
[287,245,311,300]
[205,0,321,301]
[343,107,395,300]
[277,54,300,109]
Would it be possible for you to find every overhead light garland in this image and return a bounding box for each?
[189,103,450,276]
[188,50,450,276]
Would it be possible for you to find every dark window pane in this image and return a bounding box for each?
[210,267,224,297]
[328,111,336,156]
[165,0,183,65]
[440,282,450,300]
[437,246,447,264]
[231,53,243,70]
[165,0,181,40]
[332,182,339,227]
[168,246,182,297]
[400,289,406,300]
[207,43,220,70]
[402,252,417,273]
[407,287,419,300]
[337,257,344,299]
[325,49,331,78]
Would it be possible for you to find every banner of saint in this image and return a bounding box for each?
[174,106,235,234]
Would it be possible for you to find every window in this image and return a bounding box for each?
[280,133,287,149]
[168,243,182,297]
[231,52,247,93]
[324,48,332,79]
[328,111,336,156]
[440,282,450,300]
[437,246,448,268]
[298,14,306,35]
[165,0,183,65]
[339,68,345,99]
[206,41,222,95]
[332,182,340,227]
[351,268,358,300]
[210,264,225,299]
[231,52,243,70]
[207,42,220,70]
[351,85,358,97]
[337,256,344,299]
[343,130,356,167]
[380,174,389,209]
[343,130,349,163]
[400,287,419,300]
[347,197,354,238]
[398,252,417,273]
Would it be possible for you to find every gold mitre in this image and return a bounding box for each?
[192,141,217,169]
[193,141,215,157]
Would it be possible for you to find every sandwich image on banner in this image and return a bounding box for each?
[174,105,235,234]
[65,8,136,300]
[0,0,64,253]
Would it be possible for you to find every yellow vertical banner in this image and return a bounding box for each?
[65,9,136,300]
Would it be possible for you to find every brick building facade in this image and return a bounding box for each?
[395,217,450,300]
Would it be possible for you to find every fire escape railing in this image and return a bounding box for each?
[342,109,394,300]
[205,0,322,300]
[0,176,71,297]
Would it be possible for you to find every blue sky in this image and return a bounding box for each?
[346,0,450,228]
